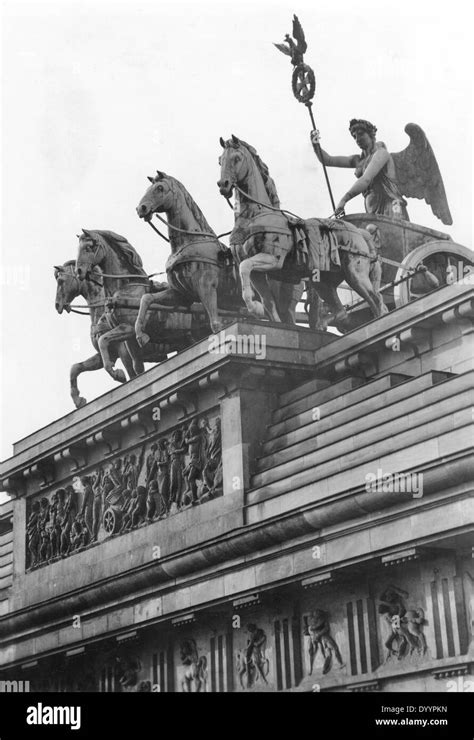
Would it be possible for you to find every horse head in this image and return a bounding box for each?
[136,171,174,220]
[54,261,80,313]
[217,134,251,197]
[75,229,106,281]
[55,260,104,313]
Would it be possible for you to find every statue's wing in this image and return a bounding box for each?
[292,14,307,55]
[392,123,452,225]
[273,42,291,57]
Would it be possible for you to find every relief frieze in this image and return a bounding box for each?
[26,414,222,569]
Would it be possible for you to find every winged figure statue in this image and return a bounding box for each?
[311,120,453,225]
[392,123,452,225]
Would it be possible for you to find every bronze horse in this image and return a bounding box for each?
[74,229,209,384]
[218,135,387,331]
[135,172,240,345]
[54,261,136,408]
[134,171,303,344]
[218,137,305,324]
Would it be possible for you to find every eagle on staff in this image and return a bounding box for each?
[274,14,307,66]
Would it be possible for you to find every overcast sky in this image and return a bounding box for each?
[1,0,472,468]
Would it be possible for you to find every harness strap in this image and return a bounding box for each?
[233,185,303,221]
[153,213,232,241]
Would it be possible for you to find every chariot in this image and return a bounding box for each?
[331,213,473,326]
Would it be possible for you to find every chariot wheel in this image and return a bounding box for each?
[103,506,122,535]
[291,64,315,103]
[393,241,474,308]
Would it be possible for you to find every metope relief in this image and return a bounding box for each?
[235,623,270,690]
[25,414,222,569]
[303,609,345,676]
[378,585,428,663]
[179,639,208,693]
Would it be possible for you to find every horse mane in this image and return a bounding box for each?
[165,176,216,235]
[88,230,147,276]
[237,139,280,208]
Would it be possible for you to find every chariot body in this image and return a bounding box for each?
[336,214,473,326]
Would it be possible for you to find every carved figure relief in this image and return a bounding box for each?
[180,639,208,692]
[378,585,427,661]
[303,609,345,675]
[25,413,222,569]
[115,655,143,691]
[236,623,269,689]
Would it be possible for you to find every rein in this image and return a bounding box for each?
[68,307,93,315]
[231,185,378,262]
[233,184,304,222]
[151,212,232,241]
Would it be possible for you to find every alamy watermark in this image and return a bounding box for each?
[0,679,30,692]
[446,260,474,286]
[365,468,423,498]
[208,331,266,360]
[0,264,31,291]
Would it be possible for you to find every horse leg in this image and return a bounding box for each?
[369,258,388,315]
[271,280,304,324]
[250,271,281,322]
[135,293,158,348]
[117,344,137,379]
[135,287,187,346]
[98,324,136,383]
[124,337,145,375]
[305,282,324,331]
[194,265,223,333]
[239,255,281,320]
[343,255,385,319]
[312,274,350,331]
[70,353,103,409]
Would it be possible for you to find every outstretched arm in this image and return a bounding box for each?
[335,146,390,214]
[310,130,359,168]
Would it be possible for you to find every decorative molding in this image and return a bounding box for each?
[382,548,420,567]
[53,443,88,472]
[22,459,55,488]
[86,428,121,456]
[121,408,157,438]
[333,351,377,378]
[233,594,261,610]
[301,572,334,589]
[116,630,138,644]
[21,660,38,670]
[431,663,471,680]
[350,679,380,692]
[66,646,86,657]
[398,326,431,353]
[0,475,25,498]
[442,299,474,331]
[163,389,198,419]
[172,613,196,627]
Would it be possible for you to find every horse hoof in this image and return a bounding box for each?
[245,300,265,319]
[73,395,87,409]
[113,369,127,383]
[137,332,150,347]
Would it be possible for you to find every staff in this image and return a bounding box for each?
[274,14,336,213]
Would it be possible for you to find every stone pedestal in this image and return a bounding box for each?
[0,286,472,691]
